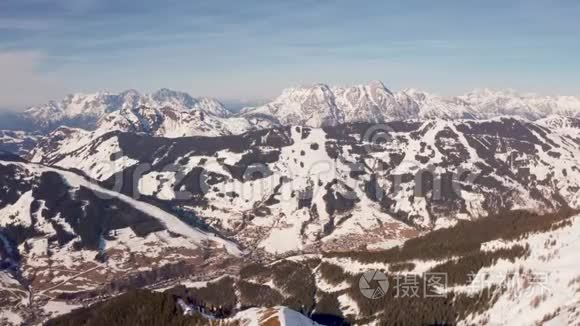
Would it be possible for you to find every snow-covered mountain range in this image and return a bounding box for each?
[4,82,580,137]
[19,88,233,132]
[3,82,580,325]
[2,82,579,158]
[241,81,580,127]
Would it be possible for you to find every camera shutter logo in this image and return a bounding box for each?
[359,270,389,299]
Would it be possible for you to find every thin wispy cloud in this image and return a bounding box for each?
[0,18,56,31]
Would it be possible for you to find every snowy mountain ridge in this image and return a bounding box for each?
[241,81,580,127]
[96,105,253,138]
[12,82,580,135]
[22,88,232,132]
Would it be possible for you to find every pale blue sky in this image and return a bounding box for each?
[1,0,579,108]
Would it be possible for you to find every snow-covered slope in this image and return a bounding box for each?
[536,115,580,134]
[97,105,252,138]
[457,214,580,325]
[25,109,254,172]
[240,84,343,128]
[403,88,478,119]
[241,81,410,127]
[226,306,320,325]
[0,157,242,322]
[179,301,321,326]
[460,88,580,120]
